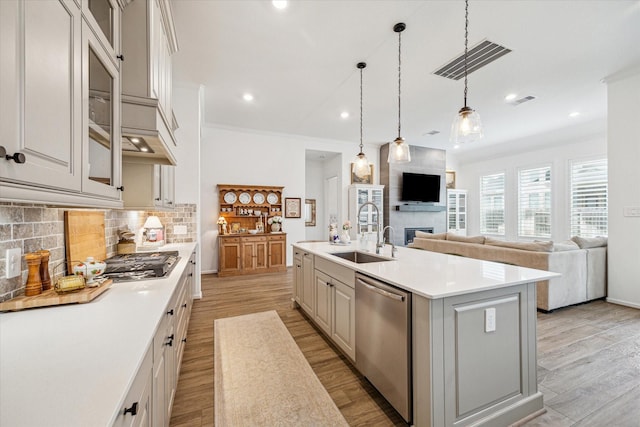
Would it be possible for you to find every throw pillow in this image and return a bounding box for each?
[446,233,485,244]
[571,236,608,249]
[415,231,447,239]
[485,238,554,252]
[553,240,580,252]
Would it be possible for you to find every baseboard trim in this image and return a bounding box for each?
[606,297,640,310]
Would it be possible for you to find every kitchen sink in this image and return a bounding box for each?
[330,251,393,264]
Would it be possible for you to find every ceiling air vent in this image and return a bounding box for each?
[424,130,440,136]
[433,40,511,80]
[509,95,536,106]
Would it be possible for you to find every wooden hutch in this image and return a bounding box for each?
[217,184,287,277]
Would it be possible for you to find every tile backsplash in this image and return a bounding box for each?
[0,202,197,302]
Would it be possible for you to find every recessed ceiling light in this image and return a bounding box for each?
[243,93,254,102]
[453,144,460,150]
[272,0,288,10]
[140,147,148,152]
[569,111,580,118]
[340,111,349,119]
[504,93,517,101]
[130,137,140,143]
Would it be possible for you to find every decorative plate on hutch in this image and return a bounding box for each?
[267,192,279,204]
[238,192,251,204]
[223,192,237,204]
[253,193,265,204]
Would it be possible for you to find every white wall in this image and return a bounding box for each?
[304,159,325,240]
[173,83,203,297]
[454,135,607,242]
[200,124,379,273]
[606,69,640,309]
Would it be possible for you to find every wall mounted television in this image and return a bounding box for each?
[401,172,441,203]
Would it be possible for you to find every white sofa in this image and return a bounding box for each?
[409,233,607,311]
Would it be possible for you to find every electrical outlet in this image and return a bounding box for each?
[174,225,187,235]
[623,207,640,217]
[485,307,496,333]
[5,247,22,279]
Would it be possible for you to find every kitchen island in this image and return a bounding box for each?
[292,241,559,427]
[0,243,197,427]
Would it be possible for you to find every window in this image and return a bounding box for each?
[570,158,608,237]
[518,166,551,238]
[480,172,505,235]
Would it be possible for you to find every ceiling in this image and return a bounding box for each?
[171,1,640,160]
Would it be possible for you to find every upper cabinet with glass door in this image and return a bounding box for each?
[82,0,122,67]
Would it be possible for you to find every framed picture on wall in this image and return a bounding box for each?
[350,164,374,184]
[446,170,456,189]
[284,198,301,218]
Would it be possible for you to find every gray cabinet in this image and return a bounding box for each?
[412,282,540,426]
[0,0,123,207]
[300,251,315,316]
[312,256,356,361]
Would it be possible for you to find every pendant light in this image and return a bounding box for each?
[451,0,483,144]
[388,22,411,164]
[352,62,371,179]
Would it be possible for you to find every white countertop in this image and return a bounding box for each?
[0,243,197,427]
[293,241,559,299]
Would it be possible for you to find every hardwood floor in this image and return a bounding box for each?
[170,269,640,427]
[169,269,405,427]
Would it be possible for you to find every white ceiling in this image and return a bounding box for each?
[171,1,640,160]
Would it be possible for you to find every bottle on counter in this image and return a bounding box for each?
[25,252,42,296]
[37,249,51,291]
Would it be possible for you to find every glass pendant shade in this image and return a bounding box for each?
[451,106,483,144]
[388,137,411,163]
[353,152,371,178]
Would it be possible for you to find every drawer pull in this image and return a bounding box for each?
[124,402,138,416]
[182,303,187,308]
[182,338,187,343]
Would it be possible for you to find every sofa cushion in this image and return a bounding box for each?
[571,236,608,249]
[485,237,554,252]
[415,231,447,239]
[553,240,580,252]
[446,233,485,244]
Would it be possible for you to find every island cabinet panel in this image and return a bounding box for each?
[293,248,303,304]
[413,282,540,427]
[313,270,333,335]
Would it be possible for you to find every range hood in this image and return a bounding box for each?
[121,94,177,166]
[121,0,178,166]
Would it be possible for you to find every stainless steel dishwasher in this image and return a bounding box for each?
[355,273,412,423]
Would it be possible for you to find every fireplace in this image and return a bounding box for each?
[405,227,434,245]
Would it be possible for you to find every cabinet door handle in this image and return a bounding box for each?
[166,334,174,346]
[117,54,125,61]
[5,152,26,164]
[124,402,138,416]
[182,303,187,308]
[167,309,174,316]
[182,338,187,343]
[117,186,124,191]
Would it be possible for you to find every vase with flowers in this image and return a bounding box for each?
[268,215,283,232]
[341,220,352,243]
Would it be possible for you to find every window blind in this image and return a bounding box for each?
[570,158,608,237]
[480,172,505,235]
[518,166,551,238]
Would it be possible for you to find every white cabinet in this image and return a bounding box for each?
[313,270,333,335]
[0,0,123,207]
[113,347,153,427]
[447,189,468,236]
[332,279,355,360]
[300,251,315,317]
[121,162,175,209]
[348,184,384,241]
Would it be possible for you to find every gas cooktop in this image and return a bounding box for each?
[102,251,180,282]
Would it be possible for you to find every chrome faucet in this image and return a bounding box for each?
[357,201,382,254]
[382,226,398,258]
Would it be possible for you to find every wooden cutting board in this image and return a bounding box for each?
[64,210,107,273]
[0,279,112,311]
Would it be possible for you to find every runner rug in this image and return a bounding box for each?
[214,310,348,426]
